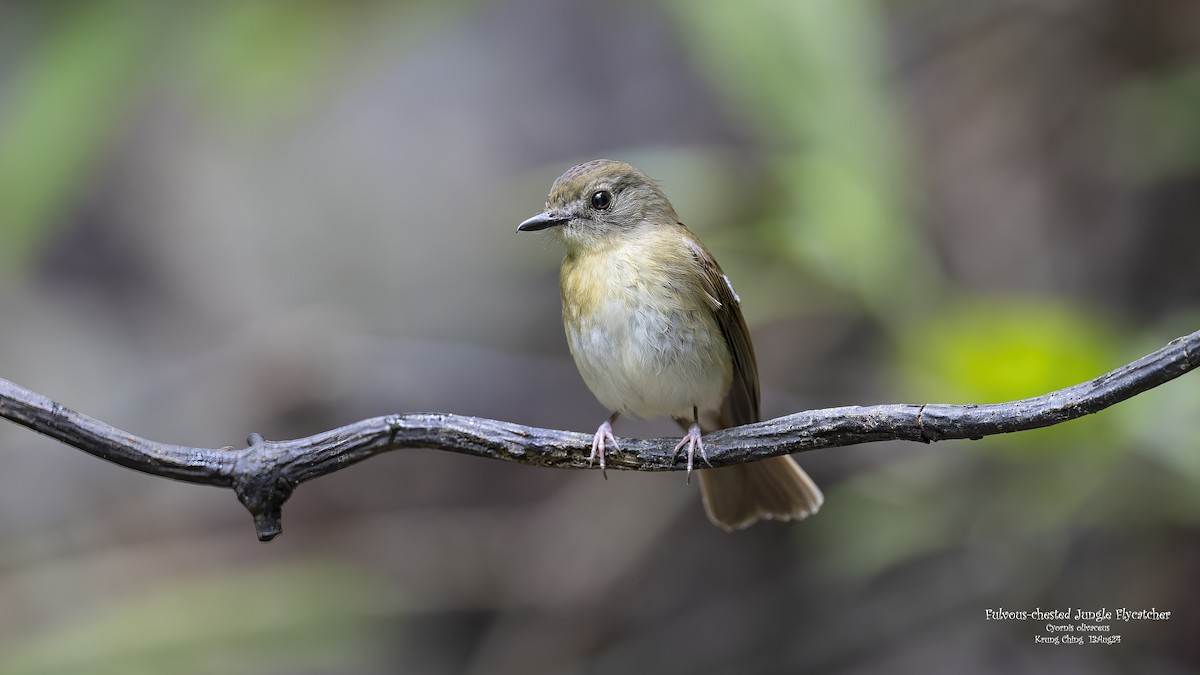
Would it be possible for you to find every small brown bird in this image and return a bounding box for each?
[518,159,823,530]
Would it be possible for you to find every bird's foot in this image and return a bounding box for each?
[671,422,711,484]
[590,415,620,479]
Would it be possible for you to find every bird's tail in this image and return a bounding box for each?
[698,456,823,531]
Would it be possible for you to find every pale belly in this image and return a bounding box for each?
[564,295,732,421]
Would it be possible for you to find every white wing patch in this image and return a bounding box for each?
[722,274,741,304]
[684,237,741,308]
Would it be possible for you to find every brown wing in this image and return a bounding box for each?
[683,232,824,529]
[683,236,760,428]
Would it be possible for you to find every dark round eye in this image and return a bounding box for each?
[590,190,611,210]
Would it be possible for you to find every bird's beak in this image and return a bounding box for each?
[517,210,569,232]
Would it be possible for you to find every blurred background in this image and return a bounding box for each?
[2,1,1199,673]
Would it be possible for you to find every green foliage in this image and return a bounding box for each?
[807,453,975,583]
[0,2,370,276]
[179,2,355,118]
[0,562,393,675]
[896,298,1117,404]
[666,0,935,312]
[1111,321,1200,485]
[1114,62,1200,181]
[895,297,1122,455]
[0,3,162,273]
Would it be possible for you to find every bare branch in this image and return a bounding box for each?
[2,330,1198,541]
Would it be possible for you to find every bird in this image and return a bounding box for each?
[517,159,823,530]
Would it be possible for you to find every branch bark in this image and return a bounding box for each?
[2,330,1198,541]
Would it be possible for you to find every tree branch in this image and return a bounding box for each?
[2,330,1198,541]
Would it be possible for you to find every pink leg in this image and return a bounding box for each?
[671,409,711,483]
[590,412,620,478]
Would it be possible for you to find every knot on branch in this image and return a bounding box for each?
[231,433,295,541]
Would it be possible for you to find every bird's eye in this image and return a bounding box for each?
[590,190,612,210]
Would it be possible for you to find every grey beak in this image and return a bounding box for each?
[517,211,569,232]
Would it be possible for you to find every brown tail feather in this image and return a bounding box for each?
[698,456,823,531]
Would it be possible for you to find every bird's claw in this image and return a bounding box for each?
[671,423,710,484]
[590,418,620,479]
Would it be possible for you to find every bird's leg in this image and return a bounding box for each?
[671,406,711,484]
[590,412,620,478]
